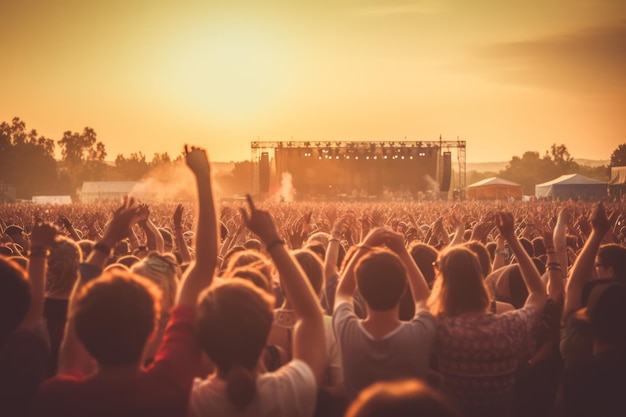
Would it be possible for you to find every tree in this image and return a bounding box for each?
[113,152,150,180]
[0,117,58,199]
[499,151,558,194]
[57,127,109,195]
[610,144,626,167]
[548,143,578,173]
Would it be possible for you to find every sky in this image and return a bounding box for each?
[1,0,625,163]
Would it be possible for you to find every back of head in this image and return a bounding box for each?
[356,249,407,311]
[243,238,262,251]
[409,242,438,288]
[131,251,180,310]
[582,282,626,348]
[346,379,459,417]
[429,246,489,316]
[293,248,324,296]
[225,249,272,286]
[228,266,272,293]
[196,279,275,409]
[77,239,95,259]
[532,237,546,257]
[46,236,82,298]
[519,237,534,258]
[597,244,626,281]
[73,271,161,366]
[0,256,30,344]
[306,231,330,251]
[464,240,492,277]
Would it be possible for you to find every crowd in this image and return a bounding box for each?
[1,145,625,417]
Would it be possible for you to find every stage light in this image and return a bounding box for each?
[419,152,426,157]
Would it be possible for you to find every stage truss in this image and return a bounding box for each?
[251,139,466,198]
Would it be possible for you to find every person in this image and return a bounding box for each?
[189,195,327,417]
[345,379,459,417]
[32,146,217,417]
[333,227,435,400]
[43,236,82,375]
[428,211,546,417]
[0,223,55,417]
[268,248,343,388]
[559,282,626,417]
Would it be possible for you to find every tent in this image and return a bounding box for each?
[609,166,626,185]
[466,177,523,200]
[535,174,607,199]
[80,182,140,203]
[609,166,626,197]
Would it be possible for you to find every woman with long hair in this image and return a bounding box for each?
[428,212,546,417]
[190,196,327,417]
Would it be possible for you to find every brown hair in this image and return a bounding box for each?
[73,271,161,366]
[196,279,275,409]
[428,246,489,317]
[356,248,407,312]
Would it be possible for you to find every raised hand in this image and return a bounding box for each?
[30,222,58,249]
[589,202,611,236]
[240,194,281,244]
[184,145,211,178]
[101,202,142,247]
[496,211,516,241]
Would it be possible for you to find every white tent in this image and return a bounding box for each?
[80,182,140,203]
[535,174,607,199]
[466,177,523,200]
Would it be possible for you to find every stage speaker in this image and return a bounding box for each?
[440,151,452,192]
[260,152,270,193]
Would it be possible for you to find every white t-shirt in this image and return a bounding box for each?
[189,360,317,417]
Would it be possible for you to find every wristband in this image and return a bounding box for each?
[329,238,340,243]
[28,246,50,258]
[265,239,286,252]
[93,242,112,256]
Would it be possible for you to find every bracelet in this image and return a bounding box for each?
[329,238,340,243]
[496,250,506,255]
[357,243,375,251]
[28,246,50,258]
[93,242,112,256]
[265,239,286,252]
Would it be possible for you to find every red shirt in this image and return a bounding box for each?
[32,306,201,417]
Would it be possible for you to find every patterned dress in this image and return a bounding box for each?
[435,306,539,417]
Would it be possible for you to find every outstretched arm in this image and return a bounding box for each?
[58,202,141,375]
[21,222,58,330]
[562,203,611,321]
[496,211,546,311]
[242,195,326,386]
[176,147,218,308]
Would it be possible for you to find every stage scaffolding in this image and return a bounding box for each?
[251,139,467,198]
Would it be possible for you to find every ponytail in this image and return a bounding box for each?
[226,365,256,409]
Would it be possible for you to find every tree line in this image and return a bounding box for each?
[1,117,625,199]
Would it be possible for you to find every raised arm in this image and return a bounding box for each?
[562,203,611,321]
[385,229,431,307]
[58,202,141,374]
[242,194,326,386]
[173,204,192,264]
[324,216,346,283]
[58,215,81,242]
[176,146,218,308]
[20,222,58,329]
[496,211,546,311]
[137,205,165,253]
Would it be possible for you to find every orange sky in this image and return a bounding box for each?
[2,0,625,163]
